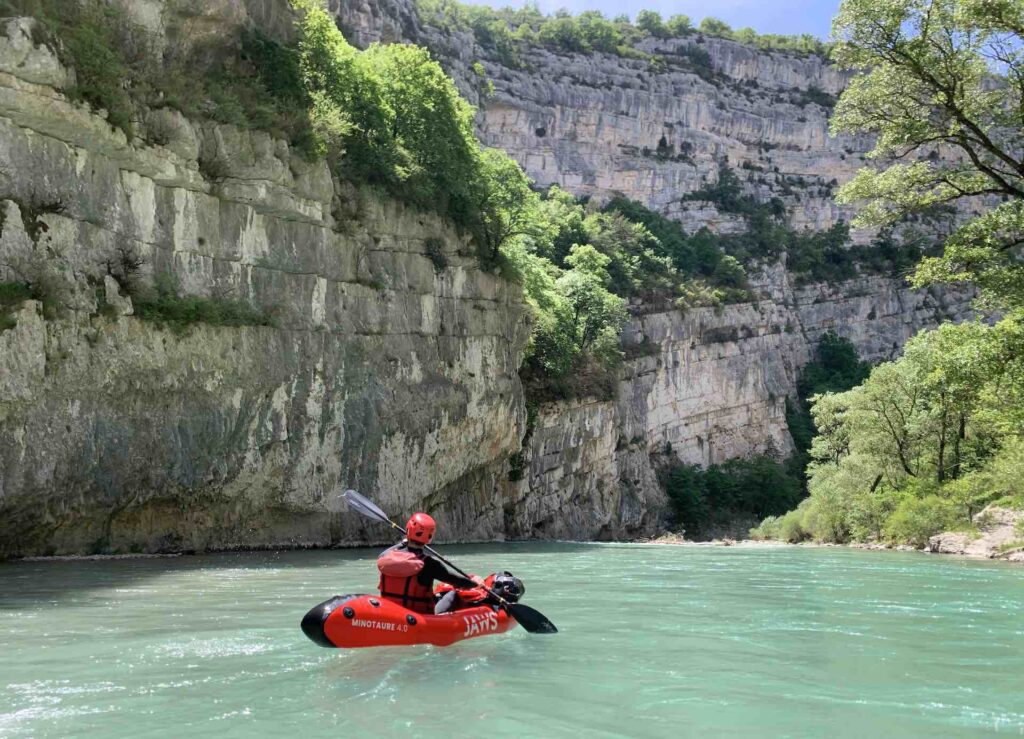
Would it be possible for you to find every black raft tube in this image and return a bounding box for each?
[301,594,361,648]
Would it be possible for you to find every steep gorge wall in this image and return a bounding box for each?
[0,17,530,556]
[334,0,866,234]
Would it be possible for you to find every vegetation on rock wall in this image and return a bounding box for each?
[752,0,1024,546]
[682,165,937,284]
[416,1,829,61]
[131,275,277,334]
[1,0,963,415]
[0,281,32,331]
[1,0,630,394]
[784,331,871,471]
[602,195,753,304]
[0,0,320,143]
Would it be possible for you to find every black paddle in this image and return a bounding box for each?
[341,489,558,634]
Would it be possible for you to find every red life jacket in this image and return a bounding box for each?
[377,545,435,614]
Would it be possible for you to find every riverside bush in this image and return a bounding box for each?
[662,455,804,537]
[759,318,1024,546]
[882,495,961,548]
[750,500,813,542]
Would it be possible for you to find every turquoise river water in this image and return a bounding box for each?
[1,543,1023,738]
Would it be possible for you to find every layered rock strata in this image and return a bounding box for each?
[0,18,530,556]
[506,267,969,540]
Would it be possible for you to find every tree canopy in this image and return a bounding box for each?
[832,0,1024,310]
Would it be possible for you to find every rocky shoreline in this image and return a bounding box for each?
[927,507,1024,563]
[638,506,1024,564]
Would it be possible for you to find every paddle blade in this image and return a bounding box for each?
[342,489,392,526]
[509,603,558,634]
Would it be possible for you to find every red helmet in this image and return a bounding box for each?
[405,512,436,545]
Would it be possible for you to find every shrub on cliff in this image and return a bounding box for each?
[3,0,135,133]
[5,0,325,148]
[295,3,536,260]
[414,2,828,61]
[0,281,32,331]
[516,243,628,402]
[797,331,871,398]
[601,196,754,302]
[132,274,276,333]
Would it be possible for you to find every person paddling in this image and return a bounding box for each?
[377,512,484,615]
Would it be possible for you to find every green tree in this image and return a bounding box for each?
[362,44,479,211]
[795,317,1024,542]
[533,186,589,265]
[734,27,759,45]
[636,10,669,38]
[882,493,960,547]
[665,455,804,537]
[537,15,589,52]
[576,11,622,53]
[521,242,628,400]
[666,14,693,36]
[471,148,540,261]
[297,3,395,181]
[831,0,1024,310]
[698,17,733,37]
[560,245,628,359]
[797,330,871,397]
[583,212,679,297]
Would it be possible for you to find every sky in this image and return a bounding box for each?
[468,0,843,40]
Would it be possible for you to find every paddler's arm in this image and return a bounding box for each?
[420,556,483,588]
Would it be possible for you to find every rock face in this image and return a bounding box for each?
[0,18,529,556]
[333,0,868,235]
[929,507,1024,562]
[0,3,975,555]
[506,266,968,541]
[477,38,861,235]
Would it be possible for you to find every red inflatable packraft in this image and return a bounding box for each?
[301,575,517,648]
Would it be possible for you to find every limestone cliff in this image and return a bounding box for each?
[0,2,973,556]
[505,267,968,540]
[0,17,528,556]
[333,0,866,235]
